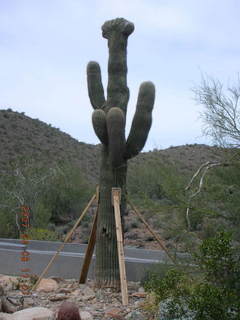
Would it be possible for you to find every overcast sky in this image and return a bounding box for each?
[0,0,239,150]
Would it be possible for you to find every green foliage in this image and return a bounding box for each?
[0,208,18,238]
[34,201,52,228]
[195,232,238,286]
[144,268,191,303]
[0,157,93,238]
[45,163,93,224]
[189,283,238,320]
[27,228,60,241]
[128,157,186,206]
[144,232,240,320]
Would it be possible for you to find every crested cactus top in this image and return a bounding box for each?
[102,18,134,39]
[88,17,155,165]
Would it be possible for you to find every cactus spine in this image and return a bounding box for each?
[87,18,155,288]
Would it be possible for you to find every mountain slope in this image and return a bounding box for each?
[0,109,100,183]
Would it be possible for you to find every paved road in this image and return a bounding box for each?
[0,239,189,281]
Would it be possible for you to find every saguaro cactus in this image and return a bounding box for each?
[87,18,155,288]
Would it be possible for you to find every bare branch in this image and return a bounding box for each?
[193,75,240,147]
[185,160,228,230]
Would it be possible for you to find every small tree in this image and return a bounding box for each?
[193,75,240,147]
[0,157,60,235]
[86,18,155,287]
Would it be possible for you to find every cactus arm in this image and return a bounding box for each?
[102,18,134,113]
[125,81,155,159]
[106,107,126,168]
[87,61,106,109]
[92,109,108,145]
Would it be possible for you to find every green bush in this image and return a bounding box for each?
[0,209,18,238]
[27,228,60,241]
[0,158,94,238]
[143,231,240,320]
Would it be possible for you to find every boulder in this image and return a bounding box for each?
[0,276,19,291]
[126,310,145,320]
[0,312,13,320]
[35,279,58,293]
[104,307,124,320]
[81,287,95,301]
[12,307,54,320]
[79,311,93,320]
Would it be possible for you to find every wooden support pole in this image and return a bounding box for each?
[127,199,176,264]
[79,187,99,284]
[31,192,97,291]
[112,188,128,306]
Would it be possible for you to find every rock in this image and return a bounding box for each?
[82,287,95,301]
[49,294,68,302]
[58,288,72,294]
[0,276,19,291]
[104,307,124,319]
[23,297,35,309]
[80,311,93,320]
[126,310,145,320]
[138,287,145,293]
[71,289,82,297]
[0,312,13,320]
[12,307,54,320]
[131,292,147,298]
[0,286,23,314]
[56,302,80,320]
[49,276,64,283]
[1,296,23,314]
[35,279,58,293]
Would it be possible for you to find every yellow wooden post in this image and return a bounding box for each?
[79,187,99,283]
[112,188,128,306]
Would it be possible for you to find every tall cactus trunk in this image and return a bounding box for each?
[86,18,155,288]
[95,146,127,288]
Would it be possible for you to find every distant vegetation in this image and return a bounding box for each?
[0,109,239,254]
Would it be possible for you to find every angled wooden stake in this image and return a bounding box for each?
[31,192,97,291]
[79,187,99,283]
[112,188,128,306]
[127,198,176,264]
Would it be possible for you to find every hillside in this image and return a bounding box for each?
[0,109,100,183]
[0,109,227,183]
[1,108,238,251]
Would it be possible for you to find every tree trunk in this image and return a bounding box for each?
[95,146,127,288]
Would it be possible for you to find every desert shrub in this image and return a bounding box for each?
[128,158,186,206]
[46,163,93,224]
[143,231,240,320]
[0,158,94,238]
[34,201,52,228]
[27,228,60,241]
[0,208,18,238]
[187,162,240,241]
[195,231,240,292]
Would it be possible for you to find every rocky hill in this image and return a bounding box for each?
[1,108,236,251]
[0,109,100,183]
[0,109,225,183]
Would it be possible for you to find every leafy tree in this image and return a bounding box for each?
[0,157,93,238]
[0,157,59,236]
[45,163,93,224]
[193,75,240,148]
